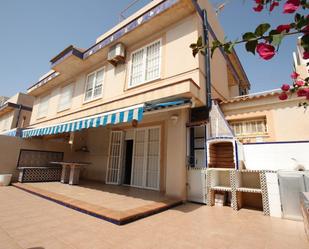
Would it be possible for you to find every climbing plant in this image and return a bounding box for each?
[190,0,309,107]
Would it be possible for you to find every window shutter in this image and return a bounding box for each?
[58,84,73,111]
[146,41,160,81]
[130,49,145,86]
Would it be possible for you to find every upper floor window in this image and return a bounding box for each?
[230,118,267,137]
[84,68,104,102]
[37,95,49,119]
[58,84,74,112]
[129,40,161,87]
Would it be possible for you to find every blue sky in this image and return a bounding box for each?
[0,0,300,97]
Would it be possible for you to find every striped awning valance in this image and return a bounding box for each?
[22,104,144,138]
[0,128,21,137]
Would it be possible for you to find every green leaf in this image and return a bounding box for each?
[245,40,258,55]
[210,40,222,57]
[242,32,256,41]
[192,48,199,57]
[301,34,309,51]
[271,34,284,47]
[255,23,271,37]
[266,30,280,43]
[294,13,301,23]
[223,42,235,54]
[190,43,197,49]
[196,36,203,47]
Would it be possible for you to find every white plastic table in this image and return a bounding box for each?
[50,162,91,185]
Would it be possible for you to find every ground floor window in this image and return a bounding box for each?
[229,118,267,137]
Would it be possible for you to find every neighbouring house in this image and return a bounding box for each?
[293,37,309,80]
[0,96,9,106]
[220,89,309,144]
[220,37,309,145]
[14,0,250,200]
[0,93,34,136]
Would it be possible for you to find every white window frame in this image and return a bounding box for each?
[58,83,74,112]
[37,94,50,119]
[83,67,105,103]
[128,39,162,88]
[230,118,268,137]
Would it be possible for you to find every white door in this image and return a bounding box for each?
[106,131,124,184]
[146,127,160,189]
[131,129,146,187]
[131,127,160,190]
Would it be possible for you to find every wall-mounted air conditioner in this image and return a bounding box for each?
[107,43,126,66]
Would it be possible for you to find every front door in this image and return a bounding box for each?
[123,140,134,185]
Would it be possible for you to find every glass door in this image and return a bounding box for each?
[131,127,160,190]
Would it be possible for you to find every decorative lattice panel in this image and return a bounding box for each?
[206,170,213,206]
[260,171,270,216]
[20,168,61,182]
[230,170,238,210]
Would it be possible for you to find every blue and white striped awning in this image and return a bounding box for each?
[22,104,144,138]
[0,128,21,137]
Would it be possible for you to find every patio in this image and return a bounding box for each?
[0,186,308,249]
[12,181,182,225]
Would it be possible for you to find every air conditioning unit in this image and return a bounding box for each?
[107,43,126,66]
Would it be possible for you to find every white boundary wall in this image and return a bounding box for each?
[243,141,309,171]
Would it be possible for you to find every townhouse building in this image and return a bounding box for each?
[16,0,250,199]
[0,93,33,136]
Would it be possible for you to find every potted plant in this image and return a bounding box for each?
[0,174,12,186]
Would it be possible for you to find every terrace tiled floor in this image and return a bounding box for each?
[0,186,308,249]
[12,181,182,225]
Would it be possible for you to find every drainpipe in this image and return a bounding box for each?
[15,104,22,128]
[191,0,212,111]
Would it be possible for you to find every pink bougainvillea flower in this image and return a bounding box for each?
[255,0,263,3]
[303,51,309,60]
[297,88,309,97]
[279,92,288,100]
[276,24,291,33]
[281,84,290,91]
[270,1,279,11]
[256,43,275,60]
[296,80,305,87]
[307,92,309,100]
[283,0,300,14]
[253,4,264,12]
[290,71,299,79]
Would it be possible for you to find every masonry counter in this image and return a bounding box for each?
[50,162,91,185]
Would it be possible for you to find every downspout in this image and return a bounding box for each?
[15,104,22,128]
[191,0,212,111]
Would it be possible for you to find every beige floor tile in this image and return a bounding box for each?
[0,186,308,249]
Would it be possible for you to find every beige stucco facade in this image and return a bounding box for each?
[1,0,250,200]
[28,0,248,128]
[220,92,309,143]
